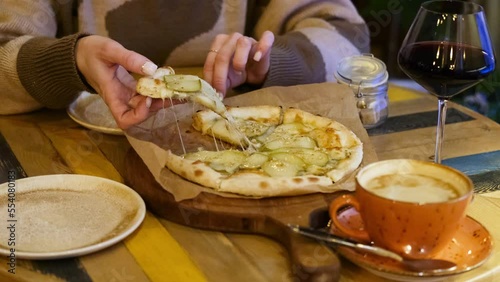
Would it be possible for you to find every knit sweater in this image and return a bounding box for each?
[0,0,369,114]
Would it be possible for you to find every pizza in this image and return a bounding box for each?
[165,106,363,197]
[136,69,363,197]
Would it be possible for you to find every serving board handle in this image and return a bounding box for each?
[282,228,341,281]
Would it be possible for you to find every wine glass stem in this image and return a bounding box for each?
[435,98,448,163]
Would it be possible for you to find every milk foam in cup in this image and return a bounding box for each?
[364,174,459,204]
[329,159,473,259]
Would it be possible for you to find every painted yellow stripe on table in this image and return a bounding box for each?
[388,84,422,102]
[124,212,207,282]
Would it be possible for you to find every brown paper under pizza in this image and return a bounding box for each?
[125,82,378,201]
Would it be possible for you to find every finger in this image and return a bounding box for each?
[104,93,148,130]
[141,61,158,76]
[203,34,228,85]
[101,85,136,125]
[118,98,151,129]
[212,33,244,93]
[133,93,185,109]
[112,93,160,129]
[116,66,137,90]
[145,97,152,108]
[253,30,275,62]
[128,96,154,110]
[232,36,255,73]
[120,95,187,129]
[101,39,157,75]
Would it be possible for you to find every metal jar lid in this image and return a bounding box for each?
[334,54,389,88]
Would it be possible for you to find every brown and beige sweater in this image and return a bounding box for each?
[0,0,369,114]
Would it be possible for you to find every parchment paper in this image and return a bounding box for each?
[125,82,378,201]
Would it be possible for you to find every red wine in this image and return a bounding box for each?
[398,41,495,98]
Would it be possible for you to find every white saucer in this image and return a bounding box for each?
[67,91,123,135]
[331,207,493,281]
[0,174,145,259]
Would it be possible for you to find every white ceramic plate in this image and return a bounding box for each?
[67,91,123,135]
[0,174,146,259]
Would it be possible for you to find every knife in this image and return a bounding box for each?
[287,224,403,262]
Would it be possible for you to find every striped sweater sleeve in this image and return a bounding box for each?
[17,33,94,109]
[254,0,370,88]
[0,0,91,114]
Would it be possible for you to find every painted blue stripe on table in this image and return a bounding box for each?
[367,108,474,136]
[32,260,92,282]
[443,151,500,193]
[0,131,27,183]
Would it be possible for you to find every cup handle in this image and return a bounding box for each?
[329,194,370,242]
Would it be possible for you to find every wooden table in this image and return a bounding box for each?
[0,84,499,282]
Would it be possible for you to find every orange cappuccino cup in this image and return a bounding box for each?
[329,159,473,259]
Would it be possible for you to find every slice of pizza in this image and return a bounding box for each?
[164,105,363,197]
[136,67,256,153]
[136,67,227,117]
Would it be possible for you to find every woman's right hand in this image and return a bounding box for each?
[75,35,169,129]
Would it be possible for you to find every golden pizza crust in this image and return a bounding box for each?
[164,150,222,190]
[219,172,334,197]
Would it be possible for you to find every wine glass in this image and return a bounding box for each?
[398,0,496,163]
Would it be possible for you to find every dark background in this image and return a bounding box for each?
[352,0,500,122]
[353,0,426,77]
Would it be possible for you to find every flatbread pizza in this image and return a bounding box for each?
[135,69,363,197]
[163,106,363,197]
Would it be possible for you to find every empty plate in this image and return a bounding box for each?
[0,174,146,259]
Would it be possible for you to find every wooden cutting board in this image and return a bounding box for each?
[124,148,348,282]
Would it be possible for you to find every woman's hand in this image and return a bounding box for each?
[75,35,168,129]
[203,31,274,96]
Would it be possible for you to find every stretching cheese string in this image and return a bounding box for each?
[169,97,186,155]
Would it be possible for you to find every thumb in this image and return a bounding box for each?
[140,61,158,76]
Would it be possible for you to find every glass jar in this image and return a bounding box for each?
[334,54,389,129]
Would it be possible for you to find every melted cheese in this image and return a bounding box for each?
[137,67,255,152]
[185,108,361,179]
